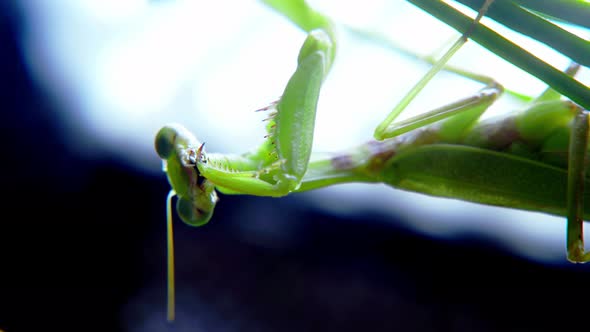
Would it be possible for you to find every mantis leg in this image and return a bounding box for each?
[374,0,495,140]
[516,61,590,262]
[196,28,334,197]
[194,2,335,196]
[567,109,590,262]
[292,82,504,192]
[380,83,502,139]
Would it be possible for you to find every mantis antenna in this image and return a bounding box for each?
[166,190,176,322]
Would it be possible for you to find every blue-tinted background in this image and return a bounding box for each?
[1,1,590,331]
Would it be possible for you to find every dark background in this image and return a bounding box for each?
[2,2,590,332]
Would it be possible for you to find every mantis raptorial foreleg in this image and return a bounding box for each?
[196,29,334,197]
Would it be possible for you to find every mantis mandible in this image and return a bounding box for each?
[155,0,590,321]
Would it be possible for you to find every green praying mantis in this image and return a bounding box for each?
[155,0,590,321]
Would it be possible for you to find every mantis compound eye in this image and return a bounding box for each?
[155,124,202,160]
[176,191,218,227]
[155,126,178,159]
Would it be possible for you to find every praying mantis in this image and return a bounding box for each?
[155,0,590,321]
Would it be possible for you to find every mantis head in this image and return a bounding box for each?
[156,124,221,321]
[155,124,218,226]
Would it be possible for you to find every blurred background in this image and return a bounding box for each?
[1,0,590,331]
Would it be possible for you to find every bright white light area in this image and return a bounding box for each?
[19,0,590,263]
